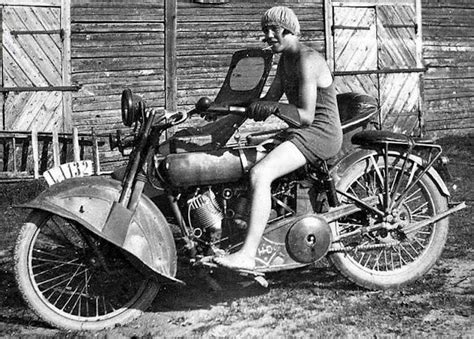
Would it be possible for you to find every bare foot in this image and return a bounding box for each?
[213,251,255,271]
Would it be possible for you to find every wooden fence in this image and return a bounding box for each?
[0,127,105,182]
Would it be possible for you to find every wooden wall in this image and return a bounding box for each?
[70,0,165,134]
[175,0,324,133]
[422,0,474,137]
[69,0,324,136]
[67,0,473,139]
[175,0,324,110]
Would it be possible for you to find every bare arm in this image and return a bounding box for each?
[291,51,334,126]
[294,52,318,126]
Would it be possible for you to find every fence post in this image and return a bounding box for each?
[12,137,17,173]
[91,127,100,175]
[52,131,60,167]
[31,128,39,179]
[72,127,80,162]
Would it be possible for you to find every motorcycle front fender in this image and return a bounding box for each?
[19,176,180,284]
[331,148,451,197]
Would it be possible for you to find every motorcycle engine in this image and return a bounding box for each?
[188,189,223,237]
[186,185,250,248]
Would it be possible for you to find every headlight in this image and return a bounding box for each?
[121,88,145,127]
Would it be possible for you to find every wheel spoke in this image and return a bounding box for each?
[51,265,86,305]
[61,278,84,312]
[411,201,429,215]
[33,259,84,277]
[407,241,422,256]
[406,162,418,189]
[35,239,67,249]
[33,248,71,260]
[363,253,372,267]
[358,253,366,265]
[369,155,385,188]
[401,243,416,261]
[354,178,368,193]
[413,236,427,248]
[397,246,408,264]
[38,270,77,288]
[371,250,383,270]
[384,249,389,270]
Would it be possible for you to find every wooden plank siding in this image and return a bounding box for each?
[66,0,472,140]
[175,0,325,109]
[70,0,165,135]
[69,0,326,137]
[175,0,324,133]
[421,0,474,137]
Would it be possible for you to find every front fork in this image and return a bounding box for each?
[102,111,162,237]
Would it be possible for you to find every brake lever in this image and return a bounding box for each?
[169,112,188,125]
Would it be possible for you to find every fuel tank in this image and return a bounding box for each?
[160,148,261,187]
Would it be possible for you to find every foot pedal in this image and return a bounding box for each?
[254,275,269,288]
[235,269,268,288]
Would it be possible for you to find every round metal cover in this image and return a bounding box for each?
[285,215,332,263]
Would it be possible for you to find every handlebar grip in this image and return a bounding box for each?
[204,104,246,116]
[228,106,246,114]
[195,97,246,116]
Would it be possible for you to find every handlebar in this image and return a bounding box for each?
[195,96,246,116]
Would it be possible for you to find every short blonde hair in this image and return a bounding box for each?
[261,6,300,35]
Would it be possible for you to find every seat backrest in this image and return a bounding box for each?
[196,48,274,146]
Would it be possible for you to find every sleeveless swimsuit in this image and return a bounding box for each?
[282,80,343,164]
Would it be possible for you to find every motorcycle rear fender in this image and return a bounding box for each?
[331,148,450,197]
[20,176,180,284]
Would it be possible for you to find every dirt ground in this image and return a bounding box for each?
[0,135,472,337]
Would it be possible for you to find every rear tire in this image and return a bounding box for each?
[329,153,449,289]
[14,210,159,331]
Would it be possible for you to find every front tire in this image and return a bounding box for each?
[329,152,449,289]
[14,210,159,331]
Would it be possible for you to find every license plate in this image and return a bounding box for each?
[43,160,94,186]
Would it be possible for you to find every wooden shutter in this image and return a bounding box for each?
[332,6,379,99]
[377,5,420,133]
[1,3,72,132]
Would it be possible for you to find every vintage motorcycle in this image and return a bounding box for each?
[14,49,465,331]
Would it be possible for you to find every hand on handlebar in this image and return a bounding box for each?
[246,101,279,122]
[194,96,249,119]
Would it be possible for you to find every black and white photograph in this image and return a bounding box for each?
[0,0,472,337]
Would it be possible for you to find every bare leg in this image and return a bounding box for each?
[214,141,307,270]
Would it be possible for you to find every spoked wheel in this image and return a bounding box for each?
[14,210,159,331]
[329,152,449,289]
